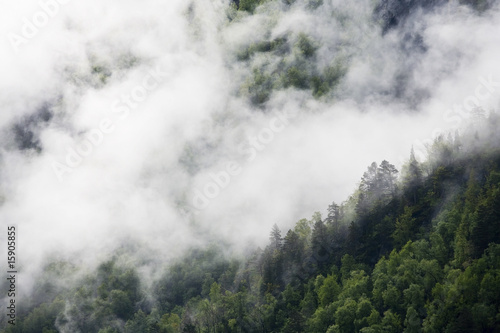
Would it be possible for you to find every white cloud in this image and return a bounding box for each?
[0,0,499,300]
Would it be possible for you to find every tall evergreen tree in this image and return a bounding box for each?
[402,148,423,204]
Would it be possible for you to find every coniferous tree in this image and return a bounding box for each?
[402,148,423,204]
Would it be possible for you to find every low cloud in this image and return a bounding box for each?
[0,0,499,302]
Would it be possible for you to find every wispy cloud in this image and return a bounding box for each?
[0,0,499,301]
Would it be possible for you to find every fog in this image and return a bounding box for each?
[0,0,499,300]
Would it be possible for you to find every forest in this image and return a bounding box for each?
[1,0,500,332]
[3,113,500,333]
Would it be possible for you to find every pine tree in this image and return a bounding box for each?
[402,148,423,204]
[270,223,283,250]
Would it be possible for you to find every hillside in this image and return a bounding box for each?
[1,0,500,332]
[3,114,500,333]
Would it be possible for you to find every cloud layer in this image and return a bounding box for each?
[0,0,500,298]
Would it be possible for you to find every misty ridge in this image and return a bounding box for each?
[1,0,500,332]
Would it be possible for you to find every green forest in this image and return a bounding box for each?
[2,0,500,331]
[4,114,500,333]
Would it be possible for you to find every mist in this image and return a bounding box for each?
[1,0,500,309]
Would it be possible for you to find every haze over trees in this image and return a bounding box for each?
[1,0,500,332]
[4,113,500,332]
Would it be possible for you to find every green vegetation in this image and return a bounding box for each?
[245,68,275,105]
[237,38,288,62]
[296,34,317,59]
[237,0,264,13]
[238,32,345,105]
[311,64,346,98]
[4,115,500,332]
